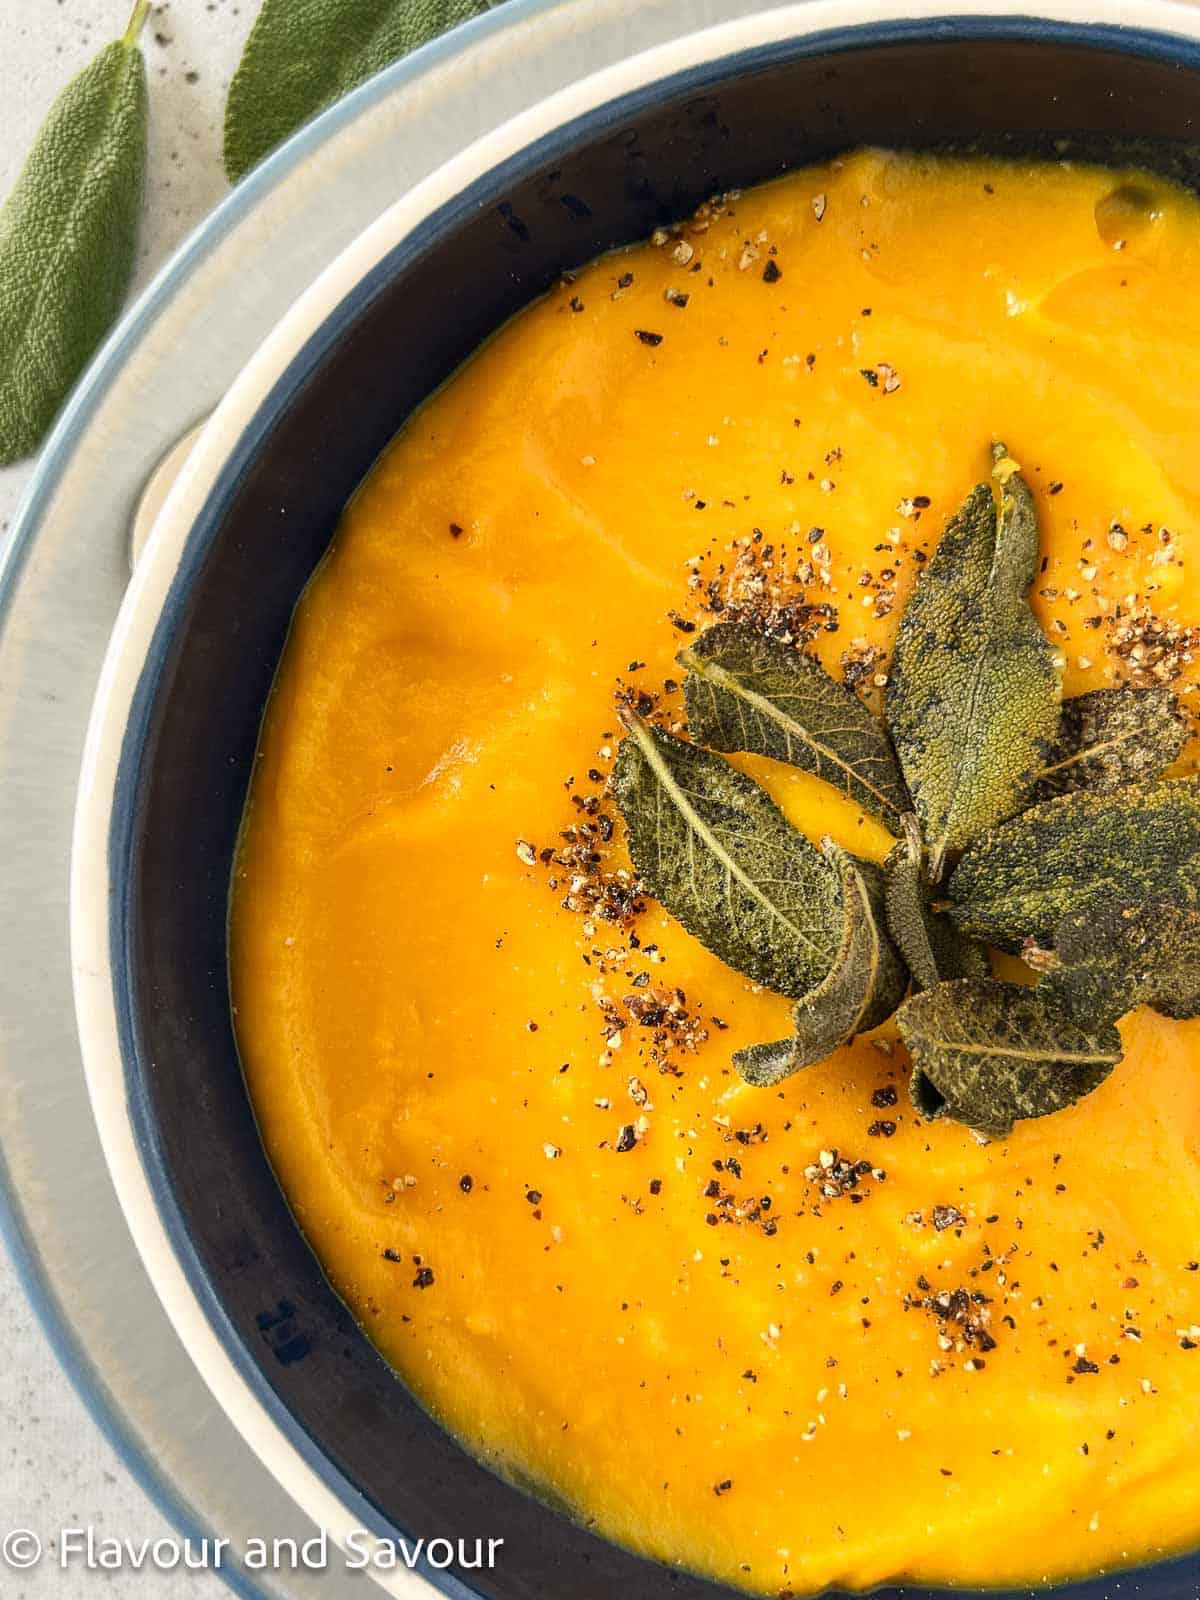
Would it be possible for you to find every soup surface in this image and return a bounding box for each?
[232,151,1200,1594]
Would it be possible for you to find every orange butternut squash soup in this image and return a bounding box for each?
[231,150,1200,1595]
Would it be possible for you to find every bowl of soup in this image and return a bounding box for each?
[72,4,1200,1597]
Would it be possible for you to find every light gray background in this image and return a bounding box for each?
[0,3,254,1591]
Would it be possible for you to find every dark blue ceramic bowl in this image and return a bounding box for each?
[74,9,1200,1598]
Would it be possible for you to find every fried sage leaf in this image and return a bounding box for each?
[612,712,841,998]
[885,445,1061,874]
[679,623,908,828]
[733,847,908,1085]
[1045,902,1200,1023]
[733,1036,802,1086]
[949,777,1200,950]
[896,978,1123,1137]
[1029,686,1186,803]
[884,817,987,990]
[0,0,149,464]
[224,0,491,181]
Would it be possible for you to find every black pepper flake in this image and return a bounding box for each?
[867,1120,896,1138]
[713,1479,733,1496]
[911,1283,995,1359]
[412,1266,435,1289]
[762,259,782,284]
[649,1178,663,1195]
[932,1205,965,1232]
[449,522,463,537]
[526,1189,542,1205]
[860,368,879,387]
[459,1175,473,1194]
[616,1124,639,1153]
[871,1085,897,1107]
[382,1248,402,1263]
[668,611,697,633]
[1073,1356,1100,1375]
[635,329,663,346]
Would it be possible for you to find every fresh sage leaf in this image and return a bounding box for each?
[679,623,908,828]
[732,846,908,1085]
[884,816,987,989]
[1029,685,1186,803]
[885,445,1062,875]
[224,0,492,181]
[949,777,1200,950]
[612,711,841,999]
[896,978,1123,1137]
[0,0,149,465]
[1045,902,1200,1023]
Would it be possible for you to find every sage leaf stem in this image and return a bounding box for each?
[884,816,986,989]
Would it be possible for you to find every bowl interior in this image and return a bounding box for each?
[112,20,1200,1600]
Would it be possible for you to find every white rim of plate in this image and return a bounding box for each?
[70,2,1200,1595]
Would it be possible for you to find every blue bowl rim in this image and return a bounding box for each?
[71,10,1200,1600]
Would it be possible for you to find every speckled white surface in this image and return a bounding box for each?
[0,4,251,1590]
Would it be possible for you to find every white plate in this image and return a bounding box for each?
[23,0,1200,1594]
